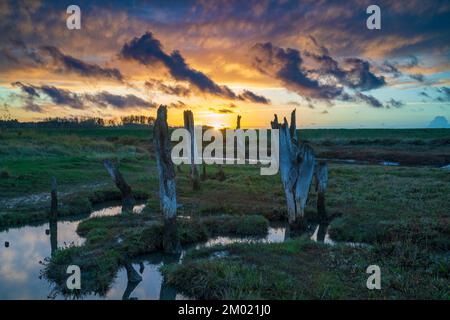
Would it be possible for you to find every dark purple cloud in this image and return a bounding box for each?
[251,42,343,100]
[121,32,270,103]
[41,46,124,82]
[237,90,270,104]
[145,79,192,97]
[12,82,155,110]
[84,91,156,109]
[251,42,386,104]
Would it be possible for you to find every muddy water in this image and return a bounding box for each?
[0,204,288,300]
[1,200,359,300]
[0,202,172,300]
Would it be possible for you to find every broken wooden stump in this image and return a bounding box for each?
[216,165,225,181]
[154,105,180,253]
[201,162,207,180]
[315,161,328,221]
[184,110,201,190]
[50,176,58,220]
[103,159,135,213]
[271,110,316,227]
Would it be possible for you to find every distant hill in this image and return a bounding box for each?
[428,116,450,128]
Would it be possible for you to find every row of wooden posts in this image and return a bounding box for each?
[49,105,328,253]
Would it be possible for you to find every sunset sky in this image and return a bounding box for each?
[0,0,449,128]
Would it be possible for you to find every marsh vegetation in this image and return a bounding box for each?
[0,125,448,299]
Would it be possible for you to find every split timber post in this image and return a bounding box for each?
[50,177,58,220]
[154,105,180,253]
[315,161,328,221]
[103,160,135,213]
[183,110,201,190]
[271,109,316,227]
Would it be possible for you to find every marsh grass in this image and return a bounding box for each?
[2,127,449,299]
[44,213,269,296]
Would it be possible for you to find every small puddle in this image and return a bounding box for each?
[0,201,146,300]
[198,224,287,248]
[0,207,367,300]
[90,202,146,217]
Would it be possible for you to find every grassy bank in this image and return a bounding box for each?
[44,213,269,296]
[162,237,449,299]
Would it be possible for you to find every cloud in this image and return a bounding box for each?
[251,42,343,100]
[12,82,155,111]
[354,92,383,108]
[121,32,237,98]
[11,82,44,112]
[409,74,425,82]
[23,102,44,113]
[251,42,386,104]
[343,58,386,91]
[380,61,402,77]
[11,81,40,98]
[435,87,450,102]
[41,46,124,82]
[168,100,187,109]
[84,91,156,109]
[385,98,405,108]
[237,90,270,104]
[121,32,269,103]
[38,85,85,109]
[209,107,235,114]
[145,79,192,97]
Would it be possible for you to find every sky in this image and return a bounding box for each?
[0,0,449,128]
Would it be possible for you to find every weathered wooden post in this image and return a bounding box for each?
[183,110,201,190]
[154,105,180,253]
[236,115,242,130]
[201,163,207,180]
[103,160,135,212]
[50,176,58,219]
[315,161,328,220]
[271,110,316,227]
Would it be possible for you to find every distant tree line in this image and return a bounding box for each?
[0,115,155,129]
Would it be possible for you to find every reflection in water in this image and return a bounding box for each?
[0,202,147,300]
[310,224,335,245]
[49,220,58,256]
[198,225,288,248]
[90,203,146,218]
[0,204,291,300]
[310,224,369,248]
[122,263,142,300]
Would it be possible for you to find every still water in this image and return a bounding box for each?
[0,203,288,300]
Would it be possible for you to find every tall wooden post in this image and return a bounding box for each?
[50,176,58,219]
[154,105,180,253]
[183,110,200,190]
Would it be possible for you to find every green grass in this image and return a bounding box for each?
[44,213,269,296]
[1,127,449,299]
[162,237,449,300]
